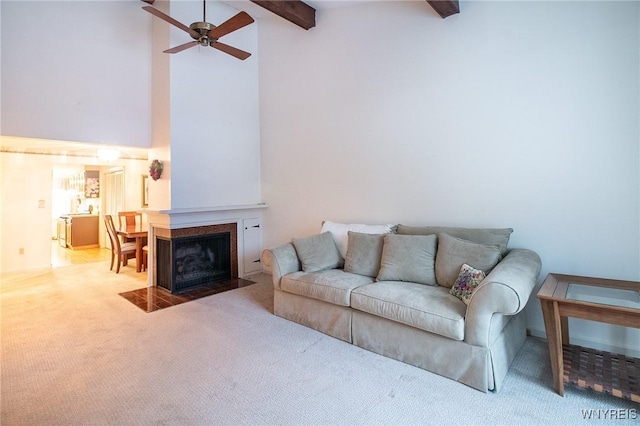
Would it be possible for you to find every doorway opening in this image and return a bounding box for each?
[50,167,125,268]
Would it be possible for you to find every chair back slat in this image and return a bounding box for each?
[118,211,142,228]
[104,215,121,252]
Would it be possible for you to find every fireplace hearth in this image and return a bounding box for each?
[154,224,238,294]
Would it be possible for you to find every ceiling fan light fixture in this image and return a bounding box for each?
[142,3,254,60]
[190,21,214,37]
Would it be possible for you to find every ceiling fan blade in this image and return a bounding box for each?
[164,41,199,54]
[210,42,251,60]
[142,6,200,39]
[208,11,254,40]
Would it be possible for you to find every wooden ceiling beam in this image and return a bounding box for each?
[141,1,451,26]
[250,0,316,30]
[426,0,460,18]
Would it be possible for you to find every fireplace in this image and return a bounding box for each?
[154,224,238,293]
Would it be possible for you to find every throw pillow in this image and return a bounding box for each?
[396,225,513,255]
[320,221,396,259]
[292,232,342,272]
[376,234,437,285]
[344,232,385,278]
[449,264,486,305]
[435,233,502,288]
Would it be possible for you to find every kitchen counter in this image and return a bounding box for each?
[59,214,99,250]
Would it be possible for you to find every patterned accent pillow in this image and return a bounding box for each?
[449,264,486,305]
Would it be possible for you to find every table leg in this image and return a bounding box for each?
[540,299,565,396]
[136,237,143,273]
[560,316,569,345]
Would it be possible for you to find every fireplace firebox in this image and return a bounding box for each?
[154,224,238,294]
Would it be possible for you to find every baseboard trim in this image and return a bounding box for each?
[528,327,640,358]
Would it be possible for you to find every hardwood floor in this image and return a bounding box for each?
[7,241,265,314]
[51,240,112,268]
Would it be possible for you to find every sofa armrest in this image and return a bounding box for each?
[261,243,301,290]
[464,249,542,347]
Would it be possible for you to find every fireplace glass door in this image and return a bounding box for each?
[156,232,231,293]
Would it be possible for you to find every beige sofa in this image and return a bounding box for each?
[261,223,542,392]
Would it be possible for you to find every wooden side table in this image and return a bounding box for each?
[537,273,640,402]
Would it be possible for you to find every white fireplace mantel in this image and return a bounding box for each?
[146,203,268,215]
[144,203,267,228]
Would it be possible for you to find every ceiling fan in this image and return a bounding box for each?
[142,1,254,60]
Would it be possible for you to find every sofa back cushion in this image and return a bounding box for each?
[376,234,437,285]
[396,225,513,255]
[344,232,386,278]
[435,233,502,288]
[292,232,343,272]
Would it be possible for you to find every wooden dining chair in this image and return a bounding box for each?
[117,211,142,241]
[104,215,137,273]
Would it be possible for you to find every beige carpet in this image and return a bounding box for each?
[1,261,636,425]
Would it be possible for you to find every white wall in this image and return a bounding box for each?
[1,1,151,147]
[149,0,172,211]
[259,1,640,355]
[0,153,53,271]
[151,1,261,209]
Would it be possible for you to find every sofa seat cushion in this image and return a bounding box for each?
[351,281,466,340]
[281,270,375,306]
